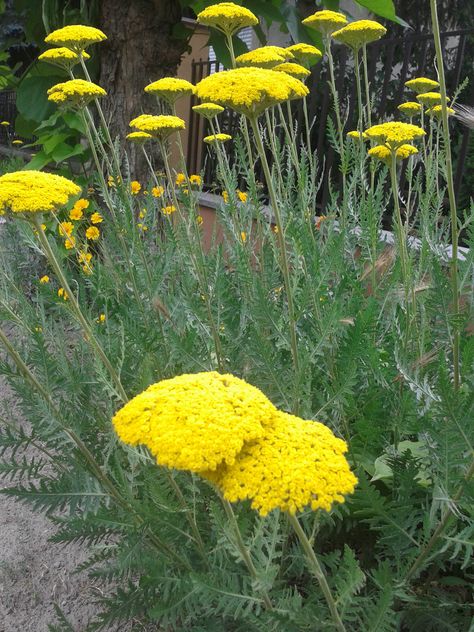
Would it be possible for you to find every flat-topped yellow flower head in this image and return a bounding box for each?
[347,130,368,140]
[144,77,194,104]
[197,2,258,36]
[204,133,232,144]
[195,67,308,118]
[129,114,185,139]
[112,372,278,473]
[425,105,455,119]
[398,102,422,118]
[273,62,310,80]
[302,10,348,35]
[192,103,225,119]
[364,122,426,149]
[45,24,107,53]
[368,143,418,165]
[205,411,357,516]
[332,20,386,49]
[38,47,90,70]
[405,77,440,94]
[286,43,322,68]
[0,170,80,215]
[235,45,293,69]
[416,92,450,107]
[47,79,106,109]
[126,131,153,144]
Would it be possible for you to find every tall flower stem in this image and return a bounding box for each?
[288,514,346,632]
[361,45,371,129]
[249,115,300,410]
[0,325,190,570]
[79,55,122,180]
[406,459,474,581]
[221,498,273,611]
[430,0,460,389]
[32,215,128,403]
[325,36,345,166]
[159,142,224,370]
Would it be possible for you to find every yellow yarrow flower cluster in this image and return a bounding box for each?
[144,77,195,104]
[44,24,107,53]
[347,130,368,140]
[425,105,455,119]
[196,2,258,36]
[398,102,422,118]
[364,122,425,149]
[112,372,278,472]
[368,143,418,165]
[129,114,185,139]
[286,43,322,68]
[302,10,348,35]
[204,133,232,144]
[126,131,152,144]
[38,47,90,71]
[332,20,387,49]
[0,170,80,215]
[205,411,357,516]
[273,62,310,80]
[47,79,106,109]
[235,46,293,69]
[192,103,224,119]
[416,92,449,107]
[113,372,357,516]
[405,77,440,94]
[195,67,308,118]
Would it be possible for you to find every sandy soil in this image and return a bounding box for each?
[0,377,116,631]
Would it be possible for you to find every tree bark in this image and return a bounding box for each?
[98,0,190,174]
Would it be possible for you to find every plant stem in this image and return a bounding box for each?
[429,0,461,389]
[221,498,273,611]
[406,459,474,581]
[79,55,122,180]
[288,513,346,632]
[0,325,190,570]
[361,44,371,129]
[32,216,128,403]
[249,115,300,410]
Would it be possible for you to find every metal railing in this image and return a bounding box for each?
[187,28,474,208]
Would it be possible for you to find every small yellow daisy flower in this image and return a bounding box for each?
[39,275,50,284]
[58,221,74,237]
[69,206,83,220]
[90,212,103,224]
[162,205,176,215]
[222,190,229,203]
[190,174,202,186]
[57,287,68,300]
[86,226,100,240]
[237,190,247,203]
[175,173,186,186]
[196,215,203,226]
[240,231,247,243]
[64,235,76,249]
[152,186,164,198]
[130,180,142,195]
[98,313,106,323]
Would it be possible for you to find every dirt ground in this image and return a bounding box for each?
[0,377,111,631]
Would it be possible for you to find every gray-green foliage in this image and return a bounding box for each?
[0,105,473,631]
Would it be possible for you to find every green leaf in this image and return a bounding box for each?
[16,74,62,126]
[51,142,85,163]
[24,150,53,170]
[355,0,411,27]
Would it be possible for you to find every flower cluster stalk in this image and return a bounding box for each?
[288,514,346,632]
[429,0,460,389]
[32,214,128,403]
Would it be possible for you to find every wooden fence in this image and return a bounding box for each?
[187,28,474,210]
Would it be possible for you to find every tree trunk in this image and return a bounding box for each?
[98,0,190,174]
